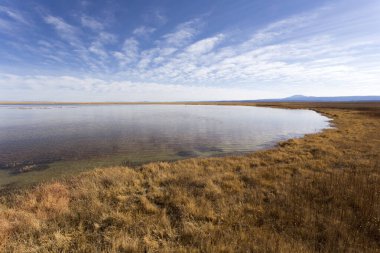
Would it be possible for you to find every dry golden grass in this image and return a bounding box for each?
[0,102,379,252]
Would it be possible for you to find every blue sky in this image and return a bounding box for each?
[0,0,379,101]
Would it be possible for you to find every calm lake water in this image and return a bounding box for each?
[0,104,330,187]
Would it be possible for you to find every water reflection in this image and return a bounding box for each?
[0,104,330,186]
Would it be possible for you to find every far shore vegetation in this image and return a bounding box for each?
[0,102,379,252]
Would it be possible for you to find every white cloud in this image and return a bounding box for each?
[89,32,117,58]
[41,14,120,71]
[0,5,28,24]
[0,5,31,35]
[110,19,204,72]
[186,34,224,54]
[160,19,200,47]
[80,15,103,30]
[123,38,138,53]
[251,12,320,43]
[103,32,117,41]
[107,3,380,97]
[143,9,167,26]
[89,44,107,58]
[112,37,139,65]
[44,15,79,45]
[0,74,268,101]
[133,26,156,37]
[1,1,380,101]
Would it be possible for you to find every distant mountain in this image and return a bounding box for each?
[251,95,380,102]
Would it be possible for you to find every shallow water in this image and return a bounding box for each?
[0,104,330,187]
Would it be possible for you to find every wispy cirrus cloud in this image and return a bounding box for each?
[112,37,139,66]
[89,32,117,58]
[142,9,167,26]
[160,19,201,47]
[44,15,79,46]
[0,5,28,24]
[40,13,118,72]
[106,2,380,97]
[0,0,379,101]
[80,15,104,31]
[0,73,263,101]
[247,8,325,46]
[133,26,156,37]
[185,34,224,55]
[0,5,31,35]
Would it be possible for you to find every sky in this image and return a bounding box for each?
[0,0,379,102]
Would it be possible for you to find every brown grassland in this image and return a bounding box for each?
[0,102,379,252]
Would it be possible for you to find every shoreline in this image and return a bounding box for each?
[0,103,332,189]
[0,102,379,252]
[1,100,380,106]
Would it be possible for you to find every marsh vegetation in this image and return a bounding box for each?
[0,102,379,252]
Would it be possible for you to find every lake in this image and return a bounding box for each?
[0,104,331,187]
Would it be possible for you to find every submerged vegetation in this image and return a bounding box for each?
[0,102,379,252]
